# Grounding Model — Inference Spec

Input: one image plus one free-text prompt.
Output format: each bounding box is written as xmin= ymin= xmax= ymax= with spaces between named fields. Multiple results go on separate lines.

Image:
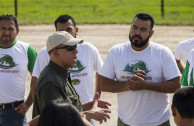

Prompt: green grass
xmin=0 ymin=0 xmax=194 ymax=25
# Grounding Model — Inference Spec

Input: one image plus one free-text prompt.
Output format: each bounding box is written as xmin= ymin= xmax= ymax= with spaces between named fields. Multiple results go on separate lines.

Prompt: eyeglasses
xmin=55 ymin=45 xmax=77 ymax=51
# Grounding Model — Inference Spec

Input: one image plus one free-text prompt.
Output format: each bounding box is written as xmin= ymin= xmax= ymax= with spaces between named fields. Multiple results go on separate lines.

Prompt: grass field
xmin=1 ymin=0 xmax=194 ymax=25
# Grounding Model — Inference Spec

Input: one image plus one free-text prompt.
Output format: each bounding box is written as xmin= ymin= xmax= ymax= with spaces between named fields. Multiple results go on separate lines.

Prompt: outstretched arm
xmin=81 ymin=92 xmax=111 ymax=124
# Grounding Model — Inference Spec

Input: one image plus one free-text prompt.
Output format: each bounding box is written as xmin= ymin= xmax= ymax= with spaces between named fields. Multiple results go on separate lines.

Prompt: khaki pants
xmin=117 ymin=117 xmax=170 ymax=126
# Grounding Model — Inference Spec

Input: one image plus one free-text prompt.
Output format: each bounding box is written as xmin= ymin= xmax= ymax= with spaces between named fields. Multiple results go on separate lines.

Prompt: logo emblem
xmin=0 ymin=55 xmax=18 ymax=69
xmin=71 ymin=79 xmax=80 ymax=85
xmin=123 ymin=60 xmax=151 ymax=74
xmin=69 ymin=59 xmax=86 ymax=73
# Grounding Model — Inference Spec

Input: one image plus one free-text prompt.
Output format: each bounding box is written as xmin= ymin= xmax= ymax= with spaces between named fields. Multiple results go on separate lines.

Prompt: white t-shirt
xmin=100 ymin=41 xmax=180 ymax=126
xmin=187 ymin=49 xmax=194 ymax=85
xmin=174 ymin=38 xmax=194 ymax=63
xmin=0 ymin=40 xmax=37 ymax=103
xmin=32 ymin=42 xmax=103 ymax=103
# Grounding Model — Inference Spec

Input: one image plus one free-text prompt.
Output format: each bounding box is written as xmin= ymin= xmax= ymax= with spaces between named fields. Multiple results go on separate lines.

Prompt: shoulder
xmin=39 ymin=47 xmax=47 ymax=52
xmin=150 ymin=41 xmax=171 ymax=52
xmin=110 ymin=41 xmax=130 ymax=52
xmin=16 ymin=40 xmax=29 ymax=48
xmin=77 ymin=41 xmax=99 ymax=52
xmin=188 ymin=49 xmax=194 ymax=59
xmin=78 ymin=41 xmax=96 ymax=48
xmin=16 ymin=40 xmax=37 ymax=55
xmin=38 ymin=47 xmax=48 ymax=55
xmin=177 ymin=38 xmax=194 ymax=48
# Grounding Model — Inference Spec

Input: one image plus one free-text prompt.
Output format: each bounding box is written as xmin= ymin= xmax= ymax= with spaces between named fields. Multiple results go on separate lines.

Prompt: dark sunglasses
xmin=55 ymin=45 xmax=77 ymax=51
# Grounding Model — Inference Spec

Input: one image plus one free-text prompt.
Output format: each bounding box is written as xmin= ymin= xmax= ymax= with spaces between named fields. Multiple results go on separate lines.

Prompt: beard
xmin=0 ymin=35 xmax=14 ymax=46
xmin=129 ymin=34 xmax=150 ymax=48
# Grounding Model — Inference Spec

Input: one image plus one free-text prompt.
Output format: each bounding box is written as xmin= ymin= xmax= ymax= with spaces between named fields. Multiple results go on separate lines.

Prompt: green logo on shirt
xmin=123 ymin=60 xmax=151 ymax=73
xmin=0 ymin=54 xmax=18 ymax=69
xmin=69 ymin=59 xmax=86 ymax=72
xmin=71 ymin=79 xmax=80 ymax=85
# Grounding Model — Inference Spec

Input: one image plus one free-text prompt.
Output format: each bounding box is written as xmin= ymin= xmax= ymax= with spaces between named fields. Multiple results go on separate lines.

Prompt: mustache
xmin=2 ymin=34 xmax=11 ymax=38
xmin=132 ymin=35 xmax=142 ymax=40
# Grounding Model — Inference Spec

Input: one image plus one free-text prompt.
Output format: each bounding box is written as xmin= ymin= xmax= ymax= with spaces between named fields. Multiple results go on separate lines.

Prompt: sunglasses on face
xmin=55 ymin=45 xmax=77 ymax=51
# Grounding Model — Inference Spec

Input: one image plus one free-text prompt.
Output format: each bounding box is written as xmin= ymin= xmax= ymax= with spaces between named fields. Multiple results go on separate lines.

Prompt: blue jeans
xmin=88 ymin=119 xmax=95 ymax=126
xmin=0 ymin=108 xmax=26 ymax=126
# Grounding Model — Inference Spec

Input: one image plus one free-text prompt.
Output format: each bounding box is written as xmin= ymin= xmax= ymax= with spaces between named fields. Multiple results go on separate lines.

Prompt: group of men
xmin=0 ymin=12 xmax=193 ymax=126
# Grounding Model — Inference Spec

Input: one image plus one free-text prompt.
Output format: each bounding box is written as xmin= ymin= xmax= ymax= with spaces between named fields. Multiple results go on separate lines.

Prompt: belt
xmin=0 ymin=100 xmax=24 ymax=110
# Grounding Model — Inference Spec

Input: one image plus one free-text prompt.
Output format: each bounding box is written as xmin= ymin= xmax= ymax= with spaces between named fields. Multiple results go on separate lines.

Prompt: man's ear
xmin=17 ymin=28 xmax=19 ymax=35
xmin=75 ymin=27 xmax=78 ymax=35
xmin=149 ymin=29 xmax=154 ymax=38
xmin=171 ymin=104 xmax=176 ymax=117
xmin=52 ymin=49 xmax=59 ymax=56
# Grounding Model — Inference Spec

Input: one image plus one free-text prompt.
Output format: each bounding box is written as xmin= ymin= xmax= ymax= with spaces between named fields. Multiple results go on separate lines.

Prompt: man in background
xmin=174 ymin=38 xmax=194 ymax=73
xmin=181 ymin=48 xmax=194 ymax=86
xmin=99 ymin=12 xmax=180 ymax=126
xmin=0 ymin=14 xmax=37 ymax=126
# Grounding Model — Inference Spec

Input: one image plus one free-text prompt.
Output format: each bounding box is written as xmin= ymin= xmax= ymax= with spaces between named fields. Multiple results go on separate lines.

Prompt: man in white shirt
xmin=174 ymin=38 xmax=194 ymax=73
xmin=181 ymin=49 xmax=194 ymax=86
xmin=99 ymin=12 xmax=181 ymax=126
xmin=0 ymin=14 xmax=37 ymax=126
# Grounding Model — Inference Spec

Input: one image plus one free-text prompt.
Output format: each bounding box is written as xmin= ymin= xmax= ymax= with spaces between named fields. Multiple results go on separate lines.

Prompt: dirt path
xmin=17 ymin=24 xmax=194 ymax=126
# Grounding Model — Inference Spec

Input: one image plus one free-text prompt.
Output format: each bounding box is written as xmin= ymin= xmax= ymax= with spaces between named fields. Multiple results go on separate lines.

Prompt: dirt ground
xmin=17 ymin=24 xmax=194 ymax=126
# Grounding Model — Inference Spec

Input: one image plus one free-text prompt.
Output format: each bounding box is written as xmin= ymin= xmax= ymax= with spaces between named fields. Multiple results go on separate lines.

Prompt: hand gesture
xmin=94 ymin=92 xmax=112 ymax=109
xmin=127 ymin=70 xmax=146 ymax=90
xmin=89 ymin=98 xmax=111 ymax=124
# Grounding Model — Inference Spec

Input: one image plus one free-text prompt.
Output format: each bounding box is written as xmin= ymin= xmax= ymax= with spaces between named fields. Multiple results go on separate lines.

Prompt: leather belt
xmin=0 ymin=100 xmax=24 ymax=110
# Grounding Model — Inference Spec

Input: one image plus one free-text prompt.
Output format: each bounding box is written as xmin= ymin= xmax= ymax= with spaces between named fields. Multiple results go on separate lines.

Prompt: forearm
xmin=95 ymin=73 xmax=101 ymax=96
xmin=80 ymin=111 xmax=93 ymax=121
xmin=176 ymin=59 xmax=185 ymax=74
xmin=25 ymin=75 xmax=37 ymax=107
xmin=30 ymin=76 xmax=38 ymax=101
xmin=25 ymin=91 xmax=33 ymax=107
xmin=82 ymin=101 xmax=93 ymax=111
xmin=99 ymin=75 xmax=129 ymax=93
xmin=143 ymin=77 xmax=181 ymax=93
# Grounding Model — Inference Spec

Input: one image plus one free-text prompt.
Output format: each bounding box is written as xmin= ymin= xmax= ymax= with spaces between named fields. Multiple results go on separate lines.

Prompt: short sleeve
xmin=27 ymin=45 xmax=37 ymax=72
xmin=92 ymin=45 xmax=103 ymax=73
xmin=32 ymin=47 xmax=50 ymax=77
xmin=162 ymin=47 xmax=181 ymax=81
xmin=181 ymin=60 xmax=190 ymax=86
xmin=100 ymin=49 xmax=116 ymax=79
xmin=174 ymin=42 xmax=183 ymax=60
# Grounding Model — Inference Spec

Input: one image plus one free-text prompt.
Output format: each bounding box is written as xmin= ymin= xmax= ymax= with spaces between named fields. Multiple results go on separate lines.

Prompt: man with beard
xmin=99 ymin=12 xmax=181 ymax=126
xmin=0 ymin=14 xmax=37 ymax=125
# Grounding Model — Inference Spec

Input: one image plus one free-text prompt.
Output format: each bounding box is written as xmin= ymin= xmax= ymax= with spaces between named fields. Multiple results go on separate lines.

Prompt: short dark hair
xmin=54 ymin=15 xmax=76 ymax=30
xmin=133 ymin=12 xmax=154 ymax=30
xmin=38 ymin=100 xmax=85 ymax=126
xmin=172 ymin=87 xmax=194 ymax=118
xmin=0 ymin=14 xmax=19 ymax=29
